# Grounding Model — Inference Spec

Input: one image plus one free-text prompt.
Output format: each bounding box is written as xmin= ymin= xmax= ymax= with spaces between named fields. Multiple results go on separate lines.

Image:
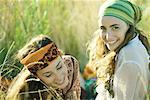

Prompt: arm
xmin=113 ymin=62 xmax=143 ymax=100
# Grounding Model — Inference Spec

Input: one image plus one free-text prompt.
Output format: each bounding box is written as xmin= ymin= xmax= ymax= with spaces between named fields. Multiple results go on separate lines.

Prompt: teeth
xmin=107 ymin=40 xmax=116 ymax=44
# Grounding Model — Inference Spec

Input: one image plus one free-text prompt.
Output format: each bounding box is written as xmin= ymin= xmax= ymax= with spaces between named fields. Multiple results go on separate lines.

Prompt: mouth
xmin=106 ymin=40 xmax=117 ymax=44
xmin=57 ymin=76 xmax=66 ymax=85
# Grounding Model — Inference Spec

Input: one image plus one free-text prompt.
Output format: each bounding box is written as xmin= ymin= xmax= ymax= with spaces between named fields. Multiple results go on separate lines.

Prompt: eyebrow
xmin=110 ymin=24 xmax=119 ymax=27
xmin=100 ymin=24 xmax=119 ymax=28
xmin=56 ymin=60 xmax=61 ymax=68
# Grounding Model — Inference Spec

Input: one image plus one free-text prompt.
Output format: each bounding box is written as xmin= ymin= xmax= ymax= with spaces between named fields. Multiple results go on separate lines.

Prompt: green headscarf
xmin=99 ymin=0 xmax=150 ymax=57
xmin=99 ymin=0 xmax=142 ymax=25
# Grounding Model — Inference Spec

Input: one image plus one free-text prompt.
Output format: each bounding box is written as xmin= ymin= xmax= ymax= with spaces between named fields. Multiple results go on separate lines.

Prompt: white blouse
xmin=96 ymin=36 xmax=150 ymax=100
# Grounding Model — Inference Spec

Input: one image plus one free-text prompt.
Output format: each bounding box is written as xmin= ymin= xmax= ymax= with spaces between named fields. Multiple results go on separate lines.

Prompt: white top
xmin=96 ymin=36 xmax=150 ymax=100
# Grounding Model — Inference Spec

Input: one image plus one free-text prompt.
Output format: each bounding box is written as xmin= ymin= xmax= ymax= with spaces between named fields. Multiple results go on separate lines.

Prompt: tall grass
xmin=0 ymin=0 xmax=150 ymax=99
xmin=0 ymin=0 xmax=102 ymax=73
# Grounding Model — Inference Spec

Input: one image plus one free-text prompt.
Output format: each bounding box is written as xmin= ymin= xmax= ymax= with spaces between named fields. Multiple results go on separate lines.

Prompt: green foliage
xmin=0 ymin=0 xmax=101 ymax=74
xmin=0 ymin=42 xmax=22 ymax=79
xmin=0 ymin=90 xmax=6 ymax=100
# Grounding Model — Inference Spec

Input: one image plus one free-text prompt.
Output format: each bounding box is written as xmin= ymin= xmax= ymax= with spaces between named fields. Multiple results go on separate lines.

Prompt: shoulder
xmin=117 ymin=36 xmax=149 ymax=67
xmin=119 ymin=36 xmax=147 ymax=56
xmin=119 ymin=37 xmax=139 ymax=55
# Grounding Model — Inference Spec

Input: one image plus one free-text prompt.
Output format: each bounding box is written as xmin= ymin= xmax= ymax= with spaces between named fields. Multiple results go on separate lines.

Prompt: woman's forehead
xmin=99 ymin=16 xmax=126 ymax=27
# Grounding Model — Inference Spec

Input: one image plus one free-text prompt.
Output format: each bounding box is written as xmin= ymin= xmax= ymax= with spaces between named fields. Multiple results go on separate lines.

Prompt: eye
xmin=100 ymin=26 xmax=106 ymax=32
xmin=112 ymin=26 xmax=119 ymax=31
xmin=43 ymin=72 xmax=52 ymax=78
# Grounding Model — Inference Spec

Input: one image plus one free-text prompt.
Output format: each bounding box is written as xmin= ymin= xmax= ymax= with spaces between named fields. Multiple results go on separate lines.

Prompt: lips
xmin=107 ymin=40 xmax=117 ymax=44
xmin=56 ymin=76 xmax=65 ymax=85
xmin=106 ymin=39 xmax=118 ymax=45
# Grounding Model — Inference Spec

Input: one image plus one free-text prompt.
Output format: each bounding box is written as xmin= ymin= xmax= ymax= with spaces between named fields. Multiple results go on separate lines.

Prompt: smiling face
xmin=36 ymin=56 xmax=69 ymax=89
xmin=98 ymin=16 xmax=129 ymax=51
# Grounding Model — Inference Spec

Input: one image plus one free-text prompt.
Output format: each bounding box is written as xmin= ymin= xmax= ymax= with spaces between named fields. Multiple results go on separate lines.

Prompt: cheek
xmin=119 ymin=29 xmax=127 ymax=40
xmin=59 ymin=65 xmax=68 ymax=76
xmin=119 ymin=24 xmax=129 ymax=38
xmin=99 ymin=32 xmax=105 ymax=40
xmin=37 ymin=74 xmax=53 ymax=85
xmin=62 ymin=66 xmax=67 ymax=73
xmin=42 ymin=77 xmax=55 ymax=87
xmin=121 ymin=29 xmax=127 ymax=35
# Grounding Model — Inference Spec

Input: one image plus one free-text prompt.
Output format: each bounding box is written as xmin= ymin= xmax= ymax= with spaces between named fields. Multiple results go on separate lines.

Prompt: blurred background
xmin=0 ymin=0 xmax=150 ymax=99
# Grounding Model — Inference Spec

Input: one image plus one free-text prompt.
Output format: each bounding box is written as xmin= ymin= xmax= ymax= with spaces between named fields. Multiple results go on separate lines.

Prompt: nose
xmin=54 ymin=73 xmax=62 ymax=82
xmin=105 ymin=31 xmax=113 ymax=42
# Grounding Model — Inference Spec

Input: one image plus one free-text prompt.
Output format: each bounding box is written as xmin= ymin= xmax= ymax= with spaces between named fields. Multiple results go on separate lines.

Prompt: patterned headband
xmin=20 ymin=43 xmax=61 ymax=73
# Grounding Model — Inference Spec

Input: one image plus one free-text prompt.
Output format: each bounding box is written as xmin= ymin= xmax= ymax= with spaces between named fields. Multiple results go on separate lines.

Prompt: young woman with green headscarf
xmin=87 ymin=0 xmax=150 ymax=99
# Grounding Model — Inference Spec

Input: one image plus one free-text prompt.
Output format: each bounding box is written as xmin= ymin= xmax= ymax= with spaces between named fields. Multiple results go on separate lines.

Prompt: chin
xmin=60 ymin=82 xmax=68 ymax=89
xmin=106 ymin=44 xmax=119 ymax=51
xmin=107 ymin=45 xmax=115 ymax=51
xmin=108 ymin=47 xmax=116 ymax=51
xmin=63 ymin=77 xmax=69 ymax=88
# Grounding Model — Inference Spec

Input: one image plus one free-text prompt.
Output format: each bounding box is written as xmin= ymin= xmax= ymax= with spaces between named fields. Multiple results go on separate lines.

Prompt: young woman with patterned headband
xmin=86 ymin=0 xmax=150 ymax=100
xmin=6 ymin=35 xmax=81 ymax=100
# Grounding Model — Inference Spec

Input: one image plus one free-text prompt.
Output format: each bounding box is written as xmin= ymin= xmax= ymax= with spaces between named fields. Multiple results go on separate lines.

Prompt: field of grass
xmin=0 ymin=0 xmax=150 ymax=99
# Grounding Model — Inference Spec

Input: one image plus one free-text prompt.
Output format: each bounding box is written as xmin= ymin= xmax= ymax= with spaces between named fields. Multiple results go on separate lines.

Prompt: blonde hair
xmin=86 ymin=29 xmax=116 ymax=96
xmin=87 ymin=25 xmax=150 ymax=97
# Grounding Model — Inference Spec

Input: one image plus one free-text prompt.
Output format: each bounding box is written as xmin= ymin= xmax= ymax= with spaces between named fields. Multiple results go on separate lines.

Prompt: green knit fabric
xmin=99 ymin=0 xmax=142 ymax=25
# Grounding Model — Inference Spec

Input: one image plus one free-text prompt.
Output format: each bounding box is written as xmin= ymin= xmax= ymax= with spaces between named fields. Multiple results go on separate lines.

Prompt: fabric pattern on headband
xmin=28 ymin=44 xmax=61 ymax=73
